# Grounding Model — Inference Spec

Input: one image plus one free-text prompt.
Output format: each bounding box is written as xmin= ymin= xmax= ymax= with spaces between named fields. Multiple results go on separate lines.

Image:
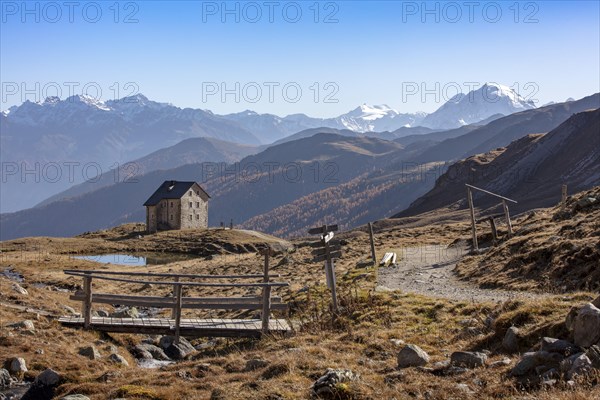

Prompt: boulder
xmin=489 ymin=358 xmax=512 ymax=368
xmin=310 ymin=369 xmax=359 ymax=398
xmin=450 ymin=351 xmax=487 ymax=368
xmin=0 ymin=368 xmax=10 ymax=388
xmin=7 ymin=320 xmax=35 ymax=331
xmin=61 ymin=396 xmax=91 ymax=400
xmin=512 ymin=351 xmax=564 ymax=377
xmin=97 ymin=310 xmax=109 ymax=317
xmin=159 ymin=336 xmax=195 ymax=360
xmin=132 ymin=344 xmax=169 ymax=361
xmin=7 ymin=357 xmax=27 ymax=375
xmin=573 ymin=303 xmax=600 ymax=347
xmin=108 ymin=353 xmax=129 ymax=366
xmin=21 ymin=369 xmax=61 ymax=400
xmin=502 ymin=327 xmax=519 ymax=353
xmin=593 ymin=296 xmax=600 ymax=309
xmin=397 ymin=344 xmax=429 ymax=368
xmin=511 ymin=353 xmax=539 ymax=376
xmin=566 ymin=354 xmax=593 ymax=379
xmin=540 ymin=337 xmax=580 ymax=356
xmin=78 ymin=346 xmax=101 ymax=360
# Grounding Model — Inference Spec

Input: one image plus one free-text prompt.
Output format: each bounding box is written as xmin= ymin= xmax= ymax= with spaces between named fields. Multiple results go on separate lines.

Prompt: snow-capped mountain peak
xmin=420 ymin=82 xmax=536 ymax=129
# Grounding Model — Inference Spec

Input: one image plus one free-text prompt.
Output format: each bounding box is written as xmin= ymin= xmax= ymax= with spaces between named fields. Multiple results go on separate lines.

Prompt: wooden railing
xmin=64 ymin=269 xmax=289 ymax=343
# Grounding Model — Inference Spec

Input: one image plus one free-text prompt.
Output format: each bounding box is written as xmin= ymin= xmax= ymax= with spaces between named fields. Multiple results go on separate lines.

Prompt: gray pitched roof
xmin=143 ymin=180 xmax=210 ymax=206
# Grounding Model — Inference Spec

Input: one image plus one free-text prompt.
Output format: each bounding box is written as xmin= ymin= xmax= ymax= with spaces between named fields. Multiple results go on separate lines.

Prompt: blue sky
xmin=1 ymin=1 xmax=599 ymax=117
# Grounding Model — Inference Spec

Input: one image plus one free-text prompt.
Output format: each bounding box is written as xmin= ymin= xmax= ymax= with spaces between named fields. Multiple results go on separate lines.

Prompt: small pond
xmin=73 ymin=253 xmax=197 ymax=266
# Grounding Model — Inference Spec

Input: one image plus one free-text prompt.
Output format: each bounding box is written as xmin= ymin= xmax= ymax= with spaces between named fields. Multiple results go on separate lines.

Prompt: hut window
xmin=170 ymin=215 xmax=173 ymax=220
xmin=189 ymin=202 xmax=192 ymax=208
xmin=189 ymin=215 xmax=192 ymax=221
xmin=196 ymin=214 xmax=200 ymax=220
xmin=189 ymin=191 xmax=192 ymax=196
xmin=170 ymin=202 xmax=173 ymax=208
xmin=196 ymin=202 xmax=200 ymax=208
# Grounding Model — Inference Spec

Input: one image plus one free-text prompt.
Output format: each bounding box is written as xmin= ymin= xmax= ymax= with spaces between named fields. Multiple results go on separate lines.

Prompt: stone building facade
xmin=144 ymin=181 xmax=210 ymax=233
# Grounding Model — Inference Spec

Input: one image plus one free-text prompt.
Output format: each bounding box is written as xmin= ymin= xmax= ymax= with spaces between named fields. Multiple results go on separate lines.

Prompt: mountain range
xmin=0 ymin=82 xmax=537 ymax=213
xmin=2 ymin=92 xmax=598 ymax=240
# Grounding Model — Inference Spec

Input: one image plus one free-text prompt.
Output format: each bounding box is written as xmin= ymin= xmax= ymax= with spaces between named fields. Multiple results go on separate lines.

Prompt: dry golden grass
xmin=1 ymin=215 xmax=599 ymax=399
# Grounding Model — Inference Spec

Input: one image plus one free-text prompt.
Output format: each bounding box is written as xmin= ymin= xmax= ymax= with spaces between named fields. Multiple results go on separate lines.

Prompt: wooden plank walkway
xmin=58 ymin=316 xmax=292 ymax=338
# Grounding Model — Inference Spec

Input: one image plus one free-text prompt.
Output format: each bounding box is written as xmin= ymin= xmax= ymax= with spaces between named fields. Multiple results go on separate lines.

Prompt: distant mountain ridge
xmin=396 ymin=108 xmax=600 ymax=217
xmin=420 ymin=83 xmax=536 ymax=129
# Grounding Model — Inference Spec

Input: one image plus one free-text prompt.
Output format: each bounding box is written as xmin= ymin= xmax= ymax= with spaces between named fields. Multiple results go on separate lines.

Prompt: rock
xmin=62 ymin=305 xmax=78 ymax=315
xmin=397 ymin=344 xmax=430 ymax=368
xmin=586 ymin=345 xmax=600 ymax=368
xmin=511 ymin=353 xmax=539 ymax=376
xmin=512 ymin=351 xmax=564 ymax=377
xmin=7 ymin=357 xmax=27 ymax=375
xmin=540 ymin=337 xmax=580 ymax=356
xmin=593 ymin=296 xmax=600 ymax=309
xmin=61 ymin=396 xmax=91 ymax=400
xmin=97 ymin=310 xmax=109 ymax=317
xmin=450 ymin=351 xmax=487 ymax=368
xmin=573 ymin=303 xmax=600 ymax=347
xmin=0 ymin=368 xmax=10 ymax=388
xmin=132 ymin=344 xmax=169 ymax=361
xmin=160 ymin=336 xmax=195 ymax=360
xmin=502 ymin=327 xmax=519 ymax=353
xmin=567 ymin=354 xmax=592 ymax=379
xmin=310 ymin=368 xmax=359 ymax=398
xmin=110 ymin=307 xmax=139 ymax=318
xmin=108 ymin=353 xmax=129 ymax=366
xmin=78 ymin=346 xmax=101 ymax=360
xmin=489 ymin=358 xmax=512 ymax=368
xmin=7 ymin=320 xmax=35 ymax=331
xmin=245 ymin=358 xmax=269 ymax=371
xmin=21 ymin=368 xmax=61 ymax=400
xmin=36 ymin=368 xmax=61 ymax=386
xmin=12 ymin=283 xmax=28 ymax=295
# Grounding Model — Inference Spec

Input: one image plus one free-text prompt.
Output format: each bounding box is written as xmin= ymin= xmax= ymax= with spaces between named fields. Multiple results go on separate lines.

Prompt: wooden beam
xmin=465 ymin=184 xmax=517 ymax=203
xmin=368 ymin=222 xmax=377 ymax=264
xmin=261 ymin=286 xmax=271 ymax=334
xmin=64 ymin=273 xmax=289 ymax=288
xmin=171 ymin=276 xmax=180 ymax=319
xmin=174 ymin=283 xmax=182 ymax=345
xmin=308 ymin=224 xmax=338 ymax=235
xmin=489 ymin=217 xmax=498 ymax=242
xmin=83 ymin=274 xmax=92 ymax=329
xmin=502 ymin=199 xmax=513 ymax=237
xmin=313 ymin=250 xmax=342 ymax=263
xmin=64 ymin=270 xmax=281 ymax=280
xmin=467 ymin=187 xmax=478 ymax=251
xmin=561 ymin=184 xmax=568 ymax=210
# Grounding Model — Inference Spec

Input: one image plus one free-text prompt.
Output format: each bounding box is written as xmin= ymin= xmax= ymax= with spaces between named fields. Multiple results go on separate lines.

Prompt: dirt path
xmin=376 ymin=244 xmax=545 ymax=303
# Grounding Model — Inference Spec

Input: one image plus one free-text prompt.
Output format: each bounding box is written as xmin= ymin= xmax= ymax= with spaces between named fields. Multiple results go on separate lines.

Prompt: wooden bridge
xmin=59 ymin=254 xmax=291 ymax=342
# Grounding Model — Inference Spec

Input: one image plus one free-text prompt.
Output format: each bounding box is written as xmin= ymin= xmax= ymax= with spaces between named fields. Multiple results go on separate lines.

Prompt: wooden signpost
xmin=308 ymin=224 xmax=341 ymax=313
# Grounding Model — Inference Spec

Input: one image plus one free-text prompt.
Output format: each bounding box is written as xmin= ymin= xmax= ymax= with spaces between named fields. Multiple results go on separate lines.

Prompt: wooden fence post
xmin=171 ymin=276 xmax=180 ymax=319
xmin=467 ymin=187 xmax=478 ymax=250
xmin=368 ymin=222 xmax=377 ymax=264
xmin=488 ymin=217 xmax=498 ymax=242
xmin=261 ymin=249 xmax=271 ymax=334
xmin=325 ymin=236 xmax=339 ymax=313
xmin=174 ymin=283 xmax=182 ymax=345
xmin=83 ymin=273 xmax=92 ymax=329
xmin=502 ymin=200 xmax=513 ymax=236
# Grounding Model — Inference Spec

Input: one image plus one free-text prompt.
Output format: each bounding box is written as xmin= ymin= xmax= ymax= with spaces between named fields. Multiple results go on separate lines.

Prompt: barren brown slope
xmin=396 ymin=108 xmax=600 ymax=218
xmin=455 ymin=185 xmax=600 ymax=293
